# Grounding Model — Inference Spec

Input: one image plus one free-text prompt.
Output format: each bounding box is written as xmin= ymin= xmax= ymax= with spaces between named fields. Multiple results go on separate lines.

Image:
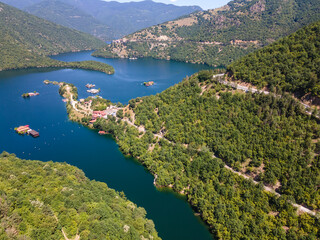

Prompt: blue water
xmin=0 ymin=51 xmax=213 ymax=240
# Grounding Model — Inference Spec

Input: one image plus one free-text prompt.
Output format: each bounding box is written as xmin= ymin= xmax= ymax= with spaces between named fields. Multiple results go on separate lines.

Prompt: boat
xmin=86 ymin=83 xmax=95 ymax=88
xmin=28 ymin=129 xmax=40 ymax=138
xmin=98 ymin=131 xmax=107 ymax=135
xmin=87 ymin=89 xmax=100 ymax=94
xmin=129 ymin=57 xmax=138 ymax=60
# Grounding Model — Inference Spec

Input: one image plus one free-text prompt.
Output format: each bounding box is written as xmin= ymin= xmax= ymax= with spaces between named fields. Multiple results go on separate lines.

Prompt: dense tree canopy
xmin=80 ymin=72 xmax=320 ymax=239
xmin=0 ymin=152 xmax=160 ymax=240
xmin=0 ymin=2 xmax=114 ymax=73
xmin=228 ymin=20 xmax=320 ymax=98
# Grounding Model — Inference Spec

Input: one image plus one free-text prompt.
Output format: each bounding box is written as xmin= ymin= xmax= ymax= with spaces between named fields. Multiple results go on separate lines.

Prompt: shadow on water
xmin=0 ymin=51 xmax=215 ymax=240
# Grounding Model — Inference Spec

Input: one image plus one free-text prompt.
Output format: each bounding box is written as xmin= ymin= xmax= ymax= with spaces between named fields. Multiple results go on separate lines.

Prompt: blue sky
xmin=105 ymin=0 xmax=231 ymax=10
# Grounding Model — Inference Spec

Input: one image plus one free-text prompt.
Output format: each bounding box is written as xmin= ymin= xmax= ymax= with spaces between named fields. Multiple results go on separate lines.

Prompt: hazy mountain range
xmin=1 ymin=0 xmax=201 ymax=40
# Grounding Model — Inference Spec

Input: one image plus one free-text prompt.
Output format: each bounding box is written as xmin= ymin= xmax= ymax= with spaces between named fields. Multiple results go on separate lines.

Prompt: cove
xmin=0 ymin=51 xmax=213 ymax=240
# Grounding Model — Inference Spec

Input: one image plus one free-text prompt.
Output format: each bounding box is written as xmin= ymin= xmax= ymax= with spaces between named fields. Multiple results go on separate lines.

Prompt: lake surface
xmin=0 ymin=51 xmax=212 ymax=240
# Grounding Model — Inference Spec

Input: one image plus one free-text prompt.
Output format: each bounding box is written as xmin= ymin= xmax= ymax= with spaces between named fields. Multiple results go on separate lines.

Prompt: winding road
xmin=64 ymin=82 xmax=318 ymax=217
xmin=214 ymin=74 xmax=318 ymax=117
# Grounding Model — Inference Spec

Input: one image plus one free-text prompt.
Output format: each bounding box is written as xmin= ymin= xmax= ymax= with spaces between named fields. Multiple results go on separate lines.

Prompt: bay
xmin=0 ymin=51 xmax=213 ymax=240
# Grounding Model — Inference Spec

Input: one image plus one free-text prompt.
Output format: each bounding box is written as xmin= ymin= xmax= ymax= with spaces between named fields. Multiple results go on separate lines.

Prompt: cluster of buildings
xmin=112 ymin=38 xmax=128 ymax=44
xmin=104 ymin=106 xmax=118 ymax=118
xmin=89 ymin=106 xmax=118 ymax=124
xmin=93 ymin=111 xmax=107 ymax=118
xmin=90 ymin=110 xmax=107 ymax=123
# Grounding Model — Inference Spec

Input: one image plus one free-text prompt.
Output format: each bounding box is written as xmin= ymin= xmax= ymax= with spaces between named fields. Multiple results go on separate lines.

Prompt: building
xmin=28 ymin=130 xmax=39 ymax=138
xmin=16 ymin=125 xmax=30 ymax=133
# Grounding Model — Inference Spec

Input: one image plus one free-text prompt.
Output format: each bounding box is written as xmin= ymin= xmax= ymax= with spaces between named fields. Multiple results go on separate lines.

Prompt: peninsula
xmin=56 ymin=67 xmax=320 ymax=239
xmin=0 ymin=2 xmax=114 ymax=74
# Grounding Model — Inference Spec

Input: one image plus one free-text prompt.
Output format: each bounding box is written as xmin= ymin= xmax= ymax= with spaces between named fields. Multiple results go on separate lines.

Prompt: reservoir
xmin=0 ymin=51 xmax=212 ymax=240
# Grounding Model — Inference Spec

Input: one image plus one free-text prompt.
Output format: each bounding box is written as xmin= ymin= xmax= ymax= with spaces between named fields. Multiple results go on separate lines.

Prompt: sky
xmin=105 ymin=0 xmax=231 ymax=10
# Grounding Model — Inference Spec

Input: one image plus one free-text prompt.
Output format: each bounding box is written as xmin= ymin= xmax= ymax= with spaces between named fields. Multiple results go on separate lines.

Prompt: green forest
xmin=0 ymin=152 xmax=160 ymax=240
xmin=25 ymin=0 xmax=114 ymax=41
xmin=227 ymin=20 xmax=320 ymax=98
xmin=0 ymin=2 xmax=113 ymax=73
xmin=74 ymin=71 xmax=320 ymax=239
xmin=94 ymin=0 xmax=320 ymax=67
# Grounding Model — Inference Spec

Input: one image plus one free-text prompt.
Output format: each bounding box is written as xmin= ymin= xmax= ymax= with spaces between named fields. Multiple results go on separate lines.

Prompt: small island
xmin=44 ymin=80 xmax=60 ymax=85
xmin=144 ymin=81 xmax=154 ymax=87
xmin=22 ymin=91 xmax=39 ymax=98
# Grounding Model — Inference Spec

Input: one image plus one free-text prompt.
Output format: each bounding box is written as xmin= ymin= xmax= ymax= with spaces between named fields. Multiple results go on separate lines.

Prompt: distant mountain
xmin=68 ymin=0 xmax=202 ymax=38
xmin=0 ymin=2 xmax=107 ymax=71
xmin=227 ymin=20 xmax=320 ymax=100
xmin=1 ymin=0 xmax=201 ymax=39
xmin=25 ymin=0 xmax=114 ymax=41
xmin=0 ymin=0 xmax=42 ymax=9
xmin=93 ymin=0 xmax=320 ymax=66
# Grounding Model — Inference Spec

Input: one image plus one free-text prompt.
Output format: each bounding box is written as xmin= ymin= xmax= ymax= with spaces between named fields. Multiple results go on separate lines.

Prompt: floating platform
xmin=15 ymin=125 xmax=39 ymax=137
xmin=144 ymin=81 xmax=154 ymax=87
xmin=87 ymin=89 xmax=100 ymax=94
xmin=28 ymin=130 xmax=39 ymax=138
xmin=15 ymin=125 xmax=30 ymax=134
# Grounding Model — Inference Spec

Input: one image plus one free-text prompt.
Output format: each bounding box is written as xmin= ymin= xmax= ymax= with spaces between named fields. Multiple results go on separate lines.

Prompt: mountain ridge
xmin=0 ymin=2 xmax=114 ymax=73
xmin=227 ymin=20 xmax=320 ymax=101
xmin=2 ymin=0 xmax=202 ymax=39
xmin=93 ymin=0 xmax=320 ymax=66
xmin=25 ymin=0 xmax=114 ymax=41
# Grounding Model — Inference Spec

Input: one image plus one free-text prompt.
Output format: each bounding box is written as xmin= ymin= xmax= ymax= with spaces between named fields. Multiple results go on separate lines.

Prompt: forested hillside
xmin=83 ymin=72 xmax=320 ymax=239
xmin=25 ymin=0 xmax=114 ymax=41
xmin=94 ymin=0 xmax=320 ymax=67
xmin=0 ymin=152 xmax=160 ymax=240
xmin=227 ymin=20 xmax=320 ymax=99
xmin=2 ymin=0 xmax=201 ymax=39
xmin=0 ymin=2 xmax=114 ymax=73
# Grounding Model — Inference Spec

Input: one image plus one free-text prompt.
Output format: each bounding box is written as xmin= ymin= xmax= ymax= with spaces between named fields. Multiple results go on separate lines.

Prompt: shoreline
xmin=55 ymin=82 xmax=216 ymax=235
xmin=54 ymin=79 xmax=320 ymax=239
